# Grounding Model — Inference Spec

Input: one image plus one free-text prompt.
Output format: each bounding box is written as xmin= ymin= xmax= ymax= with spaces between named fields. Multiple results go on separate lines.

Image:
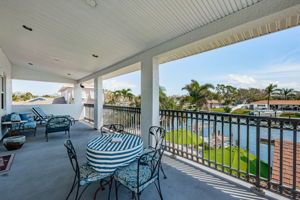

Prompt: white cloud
xmin=228 ymin=74 xmax=256 ymax=85
xmin=103 ymin=79 xmax=136 ymax=91
xmin=226 ymin=74 xmax=300 ymax=90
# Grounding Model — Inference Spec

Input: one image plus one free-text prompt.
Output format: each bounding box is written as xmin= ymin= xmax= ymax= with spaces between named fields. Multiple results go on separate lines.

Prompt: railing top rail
xmin=84 ymin=104 xmax=300 ymax=123
xmin=160 ymin=109 xmax=300 ymax=123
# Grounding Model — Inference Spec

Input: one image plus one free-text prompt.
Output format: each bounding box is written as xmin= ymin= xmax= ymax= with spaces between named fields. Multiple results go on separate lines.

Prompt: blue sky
xmin=13 ymin=26 xmax=300 ymax=96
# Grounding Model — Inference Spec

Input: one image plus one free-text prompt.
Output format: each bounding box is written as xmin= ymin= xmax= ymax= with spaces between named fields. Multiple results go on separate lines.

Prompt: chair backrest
xmin=46 ymin=116 xmax=71 ymax=128
xmin=148 ymin=126 xmax=166 ymax=150
xmin=64 ymin=140 xmax=80 ymax=180
xmin=137 ymin=148 xmax=164 ymax=190
xmin=32 ymin=107 xmax=47 ymax=119
xmin=100 ymin=124 xmax=125 ymax=134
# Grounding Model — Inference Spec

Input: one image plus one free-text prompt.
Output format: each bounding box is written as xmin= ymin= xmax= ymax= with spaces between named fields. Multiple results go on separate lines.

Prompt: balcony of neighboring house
xmin=0 ymin=1 xmax=300 ymax=200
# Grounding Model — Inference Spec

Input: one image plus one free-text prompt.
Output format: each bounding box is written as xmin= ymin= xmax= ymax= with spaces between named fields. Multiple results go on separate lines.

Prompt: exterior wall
xmin=0 ymin=48 xmax=13 ymax=139
xmin=12 ymin=104 xmax=83 ymax=120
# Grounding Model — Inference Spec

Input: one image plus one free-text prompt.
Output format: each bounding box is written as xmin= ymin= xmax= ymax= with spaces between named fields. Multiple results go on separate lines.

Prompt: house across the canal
xmin=250 ymin=100 xmax=300 ymax=111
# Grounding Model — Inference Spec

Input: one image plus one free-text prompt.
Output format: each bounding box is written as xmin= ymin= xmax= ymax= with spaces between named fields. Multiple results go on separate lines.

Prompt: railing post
xmin=250 ymin=118 xmax=265 ymax=195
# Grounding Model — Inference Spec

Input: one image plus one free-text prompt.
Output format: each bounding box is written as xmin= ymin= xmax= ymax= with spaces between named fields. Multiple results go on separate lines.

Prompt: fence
xmin=83 ymin=104 xmax=300 ymax=198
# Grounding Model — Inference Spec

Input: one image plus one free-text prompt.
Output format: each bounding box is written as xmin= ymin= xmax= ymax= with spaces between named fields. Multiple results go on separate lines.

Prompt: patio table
xmin=86 ymin=133 xmax=143 ymax=174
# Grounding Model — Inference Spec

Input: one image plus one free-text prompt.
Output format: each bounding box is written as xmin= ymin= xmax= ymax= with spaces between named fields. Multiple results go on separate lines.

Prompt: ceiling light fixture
xmin=22 ymin=25 xmax=33 ymax=31
xmin=67 ymin=73 xmax=71 ymax=76
xmin=92 ymin=54 xmax=99 ymax=58
xmin=85 ymin=0 xmax=97 ymax=7
xmin=28 ymin=63 xmax=33 ymax=65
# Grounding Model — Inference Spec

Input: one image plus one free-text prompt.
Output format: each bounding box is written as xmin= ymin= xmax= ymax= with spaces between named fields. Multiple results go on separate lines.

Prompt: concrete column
xmin=141 ymin=57 xmax=159 ymax=147
xmin=74 ymin=83 xmax=83 ymax=120
xmin=74 ymin=83 xmax=82 ymax=105
xmin=94 ymin=77 xmax=103 ymax=130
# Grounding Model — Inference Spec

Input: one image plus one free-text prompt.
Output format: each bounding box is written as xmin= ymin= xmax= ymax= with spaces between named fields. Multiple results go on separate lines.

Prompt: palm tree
xmin=181 ymin=80 xmax=214 ymax=110
xmin=265 ymin=83 xmax=278 ymax=110
xmin=280 ymin=88 xmax=294 ymax=100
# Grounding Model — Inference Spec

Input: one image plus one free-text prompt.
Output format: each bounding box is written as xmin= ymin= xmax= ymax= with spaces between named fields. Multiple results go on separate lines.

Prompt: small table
xmin=2 ymin=120 xmax=28 ymax=136
xmin=87 ymin=133 xmax=143 ymax=174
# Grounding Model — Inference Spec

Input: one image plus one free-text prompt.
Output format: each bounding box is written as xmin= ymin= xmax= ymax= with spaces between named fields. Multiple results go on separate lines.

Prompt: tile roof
xmin=250 ymin=100 xmax=300 ymax=105
xmin=271 ymin=140 xmax=300 ymax=190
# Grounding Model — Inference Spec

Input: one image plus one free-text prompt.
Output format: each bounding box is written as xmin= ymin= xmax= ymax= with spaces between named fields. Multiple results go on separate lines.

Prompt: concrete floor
xmin=0 ymin=122 xmax=269 ymax=200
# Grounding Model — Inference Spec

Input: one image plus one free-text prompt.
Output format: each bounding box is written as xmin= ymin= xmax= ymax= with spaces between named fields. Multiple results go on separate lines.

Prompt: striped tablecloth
xmin=86 ymin=133 xmax=143 ymax=174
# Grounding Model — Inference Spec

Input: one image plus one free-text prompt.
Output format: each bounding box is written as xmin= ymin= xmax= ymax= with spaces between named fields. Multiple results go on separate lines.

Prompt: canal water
xmin=163 ymin=117 xmax=299 ymax=164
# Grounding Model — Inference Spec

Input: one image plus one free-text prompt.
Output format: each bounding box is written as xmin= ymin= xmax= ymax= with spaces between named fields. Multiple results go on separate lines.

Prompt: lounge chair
xmin=32 ymin=107 xmax=75 ymax=125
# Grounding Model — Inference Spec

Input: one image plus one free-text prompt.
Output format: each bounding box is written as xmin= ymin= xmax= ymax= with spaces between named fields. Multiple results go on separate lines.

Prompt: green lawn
xmin=210 ymin=108 xmax=225 ymax=112
xmin=204 ymin=147 xmax=269 ymax=178
xmin=231 ymin=108 xmax=252 ymax=115
xmin=165 ymin=128 xmax=203 ymax=146
xmin=280 ymin=112 xmax=300 ymax=118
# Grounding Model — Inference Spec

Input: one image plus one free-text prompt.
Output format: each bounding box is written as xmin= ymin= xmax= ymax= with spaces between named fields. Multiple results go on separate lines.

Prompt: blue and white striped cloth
xmin=86 ymin=134 xmax=143 ymax=173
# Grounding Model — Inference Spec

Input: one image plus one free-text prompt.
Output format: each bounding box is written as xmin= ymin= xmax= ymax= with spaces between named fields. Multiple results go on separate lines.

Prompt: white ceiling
xmin=0 ymin=0 xmax=262 ymax=80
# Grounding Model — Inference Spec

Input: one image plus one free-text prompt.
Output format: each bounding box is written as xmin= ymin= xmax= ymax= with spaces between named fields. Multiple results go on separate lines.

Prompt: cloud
xmin=228 ymin=74 xmax=256 ymax=85
xmin=226 ymin=74 xmax=300 ymax=90
xmin=103 ymin=79 xmax=136 ymax=91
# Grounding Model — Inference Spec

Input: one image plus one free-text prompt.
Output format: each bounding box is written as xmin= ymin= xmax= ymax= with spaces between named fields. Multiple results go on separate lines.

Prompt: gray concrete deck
xmin=0 ymin=122 xmax=269 ymax=200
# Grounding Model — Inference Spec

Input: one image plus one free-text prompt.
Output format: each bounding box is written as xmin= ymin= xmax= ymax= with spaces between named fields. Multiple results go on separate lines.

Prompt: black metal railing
xmin=83 ymin=104 xmax=141 ymax=135
xmin=83 ymin=103 xmax=94 ymax=122
xmin=103 ymin=105 xmax=141 ymax=135
xmin=83 ymin=104 xmax=300 ymax=198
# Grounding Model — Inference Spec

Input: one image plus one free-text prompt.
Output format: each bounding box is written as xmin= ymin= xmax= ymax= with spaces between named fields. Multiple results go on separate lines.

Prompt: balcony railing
xmin=83 ymin=103 xmax=300 ymax=198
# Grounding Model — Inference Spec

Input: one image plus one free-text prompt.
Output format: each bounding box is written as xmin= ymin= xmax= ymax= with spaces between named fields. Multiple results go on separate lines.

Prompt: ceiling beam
xmin=78 ymin=0 xmax=300 ymax=83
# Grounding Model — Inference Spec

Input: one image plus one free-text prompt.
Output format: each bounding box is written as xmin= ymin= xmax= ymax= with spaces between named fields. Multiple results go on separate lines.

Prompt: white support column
xmin=74 ymin=83 xmax=83 ymax=120
xmin=94 ymin=77 xmax=103 ymax=130
xmin=74 ymin=83 xmax=82 ymax=105
xmin=141 ymin=57 xmax=160 ymax=147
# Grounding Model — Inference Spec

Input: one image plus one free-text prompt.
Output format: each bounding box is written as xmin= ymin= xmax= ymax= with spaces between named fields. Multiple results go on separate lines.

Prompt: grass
xmin=165 ymin=128 xmax=203 ymax=146
xmin=210 ymin=108 xmax=225 ymax=112
xmin=204 ymin=147 xmax=269 ymax=178
xmin=280 ymin=112 xmax=300 ymax=118
xmin=231 ymin=108 xmax=252 ymax=115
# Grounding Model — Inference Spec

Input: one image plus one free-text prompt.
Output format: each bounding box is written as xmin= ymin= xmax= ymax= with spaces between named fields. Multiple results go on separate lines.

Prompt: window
xmin=0 ymin=76 xmax=5 ymax=110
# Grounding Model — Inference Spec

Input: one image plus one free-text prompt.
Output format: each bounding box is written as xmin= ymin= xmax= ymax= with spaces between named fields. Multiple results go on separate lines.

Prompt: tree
xmin=181 ymin=80 xmax=214 ymax=110
xmin=216 ymin=84 xmax=237 ymax=105
xmin=280 ymin=88 xmax=294 ymax=100
xmin=265 ymin=83 xmax=278 ymax=109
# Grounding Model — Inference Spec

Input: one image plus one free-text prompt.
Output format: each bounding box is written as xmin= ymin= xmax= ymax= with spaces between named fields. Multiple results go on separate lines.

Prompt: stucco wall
xmin=0 ymin=48 xmax=13 ymax=139
xmin=12 ymin=104 xmax=84 ymax=120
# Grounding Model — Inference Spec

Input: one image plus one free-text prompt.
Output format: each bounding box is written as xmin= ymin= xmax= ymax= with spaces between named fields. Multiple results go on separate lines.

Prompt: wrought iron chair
xmin=45 ymin=116 xmax=71 ymax=142
xmin=113 ymin=148 xmax=164 ymax=200
xmin=100 ymin=124 xmax=125 ymax=135
xmin=145 ymin=126 xmax=167 ymax=179
xmin=64 ymin=140 xmax=112 ymax=200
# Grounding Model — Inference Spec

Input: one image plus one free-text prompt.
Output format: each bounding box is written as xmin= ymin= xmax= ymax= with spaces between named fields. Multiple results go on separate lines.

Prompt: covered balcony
xmin=0 ymin=0 xmax=300 ymax=199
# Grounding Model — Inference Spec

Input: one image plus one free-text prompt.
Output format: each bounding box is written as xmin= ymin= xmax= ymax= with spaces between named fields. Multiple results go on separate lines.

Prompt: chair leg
xmin=45 ymin=132 xmax=48 ymax=142
xmin=78 ymin=184 xmax=90 ymax=200
xmin=160 ymin=165 xmax=167 ymax=179
xmin=137 ymin=193 xmax=141 ymax=200
xmin=115 ymin=180 xmax=118 ymax=200
xmin=68 ymin=131 xmax=70 ymax=139
xmin=75 ymin=181 xmax=80 ymax=200
xmin=107 ymin=179 xmax=113 ymax=200
xmin=34 ymin=127 xmax=37 ymax=136
xmin=157 ymin=177 xmax=164 ymax=200
xmin=66 ymin=176 xmax=77 ymax=200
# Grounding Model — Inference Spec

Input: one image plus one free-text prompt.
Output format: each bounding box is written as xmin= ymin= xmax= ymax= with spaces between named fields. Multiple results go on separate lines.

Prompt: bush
xmin=224 ymin=106 xmax=232 ymax=113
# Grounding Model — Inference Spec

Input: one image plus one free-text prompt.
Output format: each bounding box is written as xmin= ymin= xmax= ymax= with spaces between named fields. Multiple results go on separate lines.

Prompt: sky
xmin=13 ymin=26 xmax=300 ymax=96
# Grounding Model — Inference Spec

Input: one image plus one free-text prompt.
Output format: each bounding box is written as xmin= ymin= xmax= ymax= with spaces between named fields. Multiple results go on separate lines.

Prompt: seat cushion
xmin=11 ymin=113 xmax=21 ymax=121
xmin=79 ymin=163 xmax=111 ymax=186
xmin=114 ymin=161 xmax=157 ymax=193
xmin=20 ymin=114 xmax=29 ymax=120
xmin=23 ymin=121 xmax=36 ymax=129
